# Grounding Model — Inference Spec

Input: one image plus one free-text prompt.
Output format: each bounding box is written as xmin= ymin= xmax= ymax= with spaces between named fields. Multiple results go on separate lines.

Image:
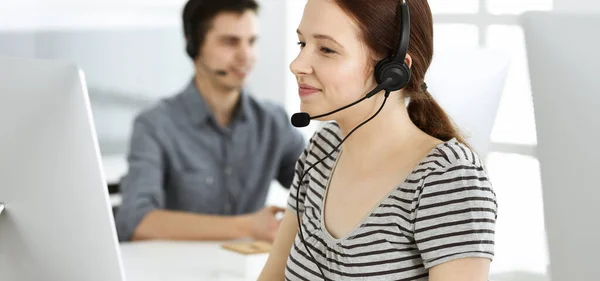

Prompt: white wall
xmin=0 ymin=0 xmax=288 ymax=104
xmin=0 ymin=0 xmax=289 ymax=155
xmin=249 ymin=0 xmax=288 ymax=105
xmin=555 ymin=0 xmax=600 ymax=11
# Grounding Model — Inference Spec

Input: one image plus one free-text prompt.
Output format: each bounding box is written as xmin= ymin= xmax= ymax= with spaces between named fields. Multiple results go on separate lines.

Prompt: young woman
xmin=259 ymin=0 xmax=497 ymax=280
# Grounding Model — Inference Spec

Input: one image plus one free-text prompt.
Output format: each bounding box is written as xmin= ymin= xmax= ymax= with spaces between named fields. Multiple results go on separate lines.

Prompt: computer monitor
xmin=0 ymin=57 xmax=126 ymax=281
xmin=520 ymin=11 xmax=600 ymax=281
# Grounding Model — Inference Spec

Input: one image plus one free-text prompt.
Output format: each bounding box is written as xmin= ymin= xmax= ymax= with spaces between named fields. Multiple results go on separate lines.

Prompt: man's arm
xmin=132 ymin=210 xmax=248 ymax=241
xmin=116 ymin=115 xmax=283 ymax=242
xmin=114 ymin=115 xmax=167 ymax=242
xmin=132 ymin=206 xmax=283 ymax=241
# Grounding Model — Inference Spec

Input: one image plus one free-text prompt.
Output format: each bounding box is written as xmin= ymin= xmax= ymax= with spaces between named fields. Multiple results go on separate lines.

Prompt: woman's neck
xmin=335 ymin=94 xmax=432 ymax=165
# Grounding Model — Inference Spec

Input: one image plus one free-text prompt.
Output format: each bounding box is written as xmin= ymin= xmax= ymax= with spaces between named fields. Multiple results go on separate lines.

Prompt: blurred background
xmin=2 ymin=0 xmax=595 ymax=280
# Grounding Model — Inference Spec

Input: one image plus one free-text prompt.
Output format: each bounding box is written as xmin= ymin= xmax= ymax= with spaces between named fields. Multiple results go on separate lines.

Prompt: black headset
xmin=184 ymin=19 xmax=199 ymax=59
xmin=374 ymin=0 xmax=411 ymax=93
xmin=183 ymin=10 xmax=228 ymax=76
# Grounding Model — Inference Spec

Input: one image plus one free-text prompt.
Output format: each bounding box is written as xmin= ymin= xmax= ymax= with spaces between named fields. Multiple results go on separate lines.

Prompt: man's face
xmin=194 ymin=10 xmax=258 ymax=91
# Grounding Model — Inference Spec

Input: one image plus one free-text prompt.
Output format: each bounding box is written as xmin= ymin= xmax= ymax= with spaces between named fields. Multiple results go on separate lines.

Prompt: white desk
xmin=119 ymin=240 xmax=552 ymax=281
xmin=119 ymin=241 xmax=269 ymax=281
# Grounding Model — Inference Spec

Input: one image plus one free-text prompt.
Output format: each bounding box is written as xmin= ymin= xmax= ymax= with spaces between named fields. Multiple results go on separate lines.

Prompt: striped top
xmin=285 ymin=122 xmax=497 ymax=281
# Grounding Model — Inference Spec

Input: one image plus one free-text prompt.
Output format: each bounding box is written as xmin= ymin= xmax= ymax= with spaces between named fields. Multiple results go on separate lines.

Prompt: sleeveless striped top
xmin=285 ymin=122 xmax=497 ymax=280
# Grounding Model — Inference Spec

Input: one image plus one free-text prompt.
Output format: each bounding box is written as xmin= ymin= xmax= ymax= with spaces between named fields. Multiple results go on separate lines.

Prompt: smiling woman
xmin=259 ymin=0 xmax=497 ymax=280
xmin=284 ymin=0 xmax=554 ymax=278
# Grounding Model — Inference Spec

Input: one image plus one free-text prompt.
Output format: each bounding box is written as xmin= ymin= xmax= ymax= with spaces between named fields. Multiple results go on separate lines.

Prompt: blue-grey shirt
xmin=114 ymin=79 xmax=305 ymax=241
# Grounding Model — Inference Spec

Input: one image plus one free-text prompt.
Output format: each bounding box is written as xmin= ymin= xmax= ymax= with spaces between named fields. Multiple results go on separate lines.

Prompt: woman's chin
xmin=298 ymin=103 xmax=312 ymax=115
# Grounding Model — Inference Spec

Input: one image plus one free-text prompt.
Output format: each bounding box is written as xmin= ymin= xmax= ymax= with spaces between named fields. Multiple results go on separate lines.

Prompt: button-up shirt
xmin=115 ymin=79 xmax=305 ymax=241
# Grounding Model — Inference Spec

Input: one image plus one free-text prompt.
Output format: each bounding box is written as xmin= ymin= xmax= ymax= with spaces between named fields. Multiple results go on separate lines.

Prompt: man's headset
xmin=184 ymin=14 xmax=200 ymax=59
xmin=291 ymin=1 xmax=411 ymax=280
xmin=184 ymin=12 xmax=228 ymax=76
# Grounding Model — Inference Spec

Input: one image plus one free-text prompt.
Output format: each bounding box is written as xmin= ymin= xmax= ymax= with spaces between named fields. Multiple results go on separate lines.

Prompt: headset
xmin=374 ymin=0 xmax=412 ymax=93
xmin=183 ymin=15 xmax=229 ymax=76
xmin=184 ymin=13 xmax=199 ymax=59
xmin=291 ymin=1 xmax=411 ymax=280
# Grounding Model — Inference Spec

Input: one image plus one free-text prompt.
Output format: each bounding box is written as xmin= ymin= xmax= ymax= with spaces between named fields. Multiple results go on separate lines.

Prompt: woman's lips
xmin=299 ymin=84 xmax=321 ymax=97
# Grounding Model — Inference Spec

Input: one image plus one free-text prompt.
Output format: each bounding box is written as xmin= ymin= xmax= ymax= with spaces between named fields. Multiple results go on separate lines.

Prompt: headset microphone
xmin=214 ymin=69 xmax=228 ymax=76
xmin=290 ymin=112 xmax=310 ymax=127
xmin=197 ymin=59 xmax=229 ymax=77
xmin=291 ymin=78 xmax=394 ymax=128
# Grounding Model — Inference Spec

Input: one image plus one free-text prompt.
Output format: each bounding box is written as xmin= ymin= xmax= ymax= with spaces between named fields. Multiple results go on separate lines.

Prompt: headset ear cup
xmin=374 ymin=60 xmax=411 ymax=91
xmin=186 ymin=38 xmax=196 ymax=59
xmin=387 ymin=63 xmax=410 ymax=91
xmin=375 ymin=57 xmax=393 ymax=84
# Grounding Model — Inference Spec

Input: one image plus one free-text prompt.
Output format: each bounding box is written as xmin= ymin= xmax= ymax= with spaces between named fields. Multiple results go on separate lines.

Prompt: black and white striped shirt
xmin=285 ymin=122 xmax=497 ymax=280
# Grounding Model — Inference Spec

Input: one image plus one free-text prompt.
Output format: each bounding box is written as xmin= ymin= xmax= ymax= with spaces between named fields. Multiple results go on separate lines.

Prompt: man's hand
xmin=245 ymin=206 xmax=285 ymax=242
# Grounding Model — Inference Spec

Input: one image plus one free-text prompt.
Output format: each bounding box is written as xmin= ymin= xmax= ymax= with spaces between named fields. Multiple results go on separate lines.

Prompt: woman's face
xmin=290 ymin=0 xmax=378 ymax=120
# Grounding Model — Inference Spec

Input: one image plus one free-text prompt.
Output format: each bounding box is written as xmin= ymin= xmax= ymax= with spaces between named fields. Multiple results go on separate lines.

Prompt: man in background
xmin=115 ymin=0 xmax=305 ymax=243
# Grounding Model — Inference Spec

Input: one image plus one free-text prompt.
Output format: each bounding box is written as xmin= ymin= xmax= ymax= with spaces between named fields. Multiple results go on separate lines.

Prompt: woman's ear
xmin=405 ymin=54 xmax=413 ymax=69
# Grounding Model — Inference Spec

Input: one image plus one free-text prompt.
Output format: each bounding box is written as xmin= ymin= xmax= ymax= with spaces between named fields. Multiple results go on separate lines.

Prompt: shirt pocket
xmin=171 ymin=170 xmax=222 ymax=214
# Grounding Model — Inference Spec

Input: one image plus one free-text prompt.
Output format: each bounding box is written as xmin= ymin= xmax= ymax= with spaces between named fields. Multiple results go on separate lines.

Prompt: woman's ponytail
xmin=407 ymin=85 xmax=469 ymax=146
xmin=333 ymin=0 xmax=470 ymax=147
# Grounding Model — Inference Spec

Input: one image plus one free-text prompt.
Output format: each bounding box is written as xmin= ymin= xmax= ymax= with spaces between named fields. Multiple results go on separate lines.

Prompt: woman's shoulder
xmin=415 ymin=138 xmax=496 ymax=204
xmin=305 ymin=121 xmax=343 ymax=153
xmin=407 ymin=138 xmax=493 ymax=197
xmin=316 ymin=121 xmax=343 ymax=141
xmin=423 ymin=138 xmax=487 ymax=173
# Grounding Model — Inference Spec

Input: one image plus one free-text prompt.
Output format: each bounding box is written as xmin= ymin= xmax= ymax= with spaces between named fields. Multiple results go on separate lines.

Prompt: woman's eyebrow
xmin=297 ymin=29 xmax=344 ymax=49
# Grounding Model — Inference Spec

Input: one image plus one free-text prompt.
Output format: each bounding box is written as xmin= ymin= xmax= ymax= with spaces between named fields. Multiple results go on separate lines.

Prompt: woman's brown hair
xmin=333 ymin=0 xmax=469 ymax=145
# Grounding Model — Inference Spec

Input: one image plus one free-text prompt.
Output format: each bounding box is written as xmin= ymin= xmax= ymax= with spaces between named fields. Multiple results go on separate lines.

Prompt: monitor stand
xmin=0 ymin=202 xmax=4 ymax=215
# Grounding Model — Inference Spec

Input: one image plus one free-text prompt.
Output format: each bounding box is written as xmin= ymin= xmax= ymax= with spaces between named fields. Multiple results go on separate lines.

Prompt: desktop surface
xmin=120 ymin=240 xmax=268 ymax=281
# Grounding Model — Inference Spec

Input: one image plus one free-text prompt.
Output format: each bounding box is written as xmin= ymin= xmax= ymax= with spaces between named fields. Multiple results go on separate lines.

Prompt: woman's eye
xmin=296 ymin=41 xmax=336 ymax=55
xmin=320 ymin=47 xmax=336 ymax=54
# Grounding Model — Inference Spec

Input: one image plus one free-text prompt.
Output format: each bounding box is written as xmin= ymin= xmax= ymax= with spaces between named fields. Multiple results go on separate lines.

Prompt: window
xmin=433 ymin=24 xmax=479 ymax=48
xmin=486 ymin=152 xmax=550 ymax=274
xmin=487 ymin=0 xmax=553 ymax=15
xmin=487 ymin=25 xmax=538 ymax=145
xmin=429 ymin=0 xmax=479 ymax=14
xmin=422 ymin=1 xmax=553 ymax=277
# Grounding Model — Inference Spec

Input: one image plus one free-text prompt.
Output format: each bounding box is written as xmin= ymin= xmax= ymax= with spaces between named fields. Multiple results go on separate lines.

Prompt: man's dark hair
xmin=182 ymin=0 xmax=259 ymax=59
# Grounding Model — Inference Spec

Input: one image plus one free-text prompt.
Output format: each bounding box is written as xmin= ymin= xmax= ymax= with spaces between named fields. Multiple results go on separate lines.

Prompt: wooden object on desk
xmin=221 ymin=240 xmax=272 ymax=255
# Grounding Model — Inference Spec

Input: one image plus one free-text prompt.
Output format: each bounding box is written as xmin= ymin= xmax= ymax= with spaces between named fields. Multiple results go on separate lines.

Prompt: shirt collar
xmin=180 ymin=78 xmax=252 ymax=125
